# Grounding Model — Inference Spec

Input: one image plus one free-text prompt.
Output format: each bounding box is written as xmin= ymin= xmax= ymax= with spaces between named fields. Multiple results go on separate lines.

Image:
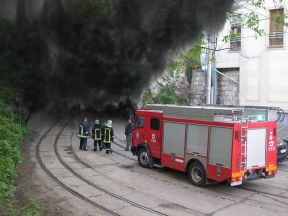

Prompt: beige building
xmin=215 ymin=0 xmax=288 ymax=111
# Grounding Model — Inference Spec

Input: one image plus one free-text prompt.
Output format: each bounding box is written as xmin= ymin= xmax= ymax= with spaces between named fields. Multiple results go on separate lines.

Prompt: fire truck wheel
xmin=138 ymin=148 xmax=152 ymax=168
xmin=188 ymin=162 xmax=206 ymax=187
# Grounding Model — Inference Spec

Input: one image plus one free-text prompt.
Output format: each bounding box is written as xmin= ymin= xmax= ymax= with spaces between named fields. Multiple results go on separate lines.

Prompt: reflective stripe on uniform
xmin=103 ymin=128 xmax=111 ymax=143
xmin=94 ymin=128 xmax=102 ymax=140
xmin=79 ymin=125 xmax=88 ymax=138
xmin=78 ymin=134 xmax=89 ymax=138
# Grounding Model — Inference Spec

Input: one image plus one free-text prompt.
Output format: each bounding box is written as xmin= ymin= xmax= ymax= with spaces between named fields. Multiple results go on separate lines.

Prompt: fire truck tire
xmin=138 ymin=148 xmax=153 ymax=168
xmin=188 ymin=162 xmax=206 ymax=187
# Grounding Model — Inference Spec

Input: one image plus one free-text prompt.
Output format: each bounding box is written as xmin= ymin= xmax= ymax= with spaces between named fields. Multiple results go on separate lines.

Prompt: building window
xmin=230 ymin=16 xmax=241 ymax=51
xmin=150 ymin=118 xmax=160 ymax=131
xmin=269 ymin=9 xmax=284 ymax=47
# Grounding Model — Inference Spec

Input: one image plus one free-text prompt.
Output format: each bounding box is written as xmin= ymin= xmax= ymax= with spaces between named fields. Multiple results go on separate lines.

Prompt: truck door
xmin=162 ymin=122 xmax=186 ymax=171
xmin=132 ymin=116 xmax=145 ymax=146
xmin=207 ymin=127 xmax=233 ymax=182
xmin=147 ymin=117 xmax=161 ymax=159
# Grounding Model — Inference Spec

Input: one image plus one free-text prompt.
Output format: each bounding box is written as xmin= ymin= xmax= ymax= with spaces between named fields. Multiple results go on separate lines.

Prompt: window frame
xmin=230 ymin=25 xmax=241 ymax=51
xmin=269 ymin=8 xmax=284 ymax=48
xmin=134 ymin=116 xmax=145 ymax=129
xmin=229 ymin=15 xmax=241 ymax=51
xmin=150 ymin=118 xmax=160 ymax=131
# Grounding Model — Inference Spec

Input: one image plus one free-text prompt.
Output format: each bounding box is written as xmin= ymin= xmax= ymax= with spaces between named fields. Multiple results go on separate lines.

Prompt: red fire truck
xmin=131 ymin=105 xmax=278 ymax=186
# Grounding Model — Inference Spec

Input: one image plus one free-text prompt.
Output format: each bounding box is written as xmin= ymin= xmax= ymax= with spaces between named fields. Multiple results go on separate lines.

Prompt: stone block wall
xmin=190 ymin=68 xmax=206 ymax=105
xmin=217 ymin=68 xmax=239 ymax=105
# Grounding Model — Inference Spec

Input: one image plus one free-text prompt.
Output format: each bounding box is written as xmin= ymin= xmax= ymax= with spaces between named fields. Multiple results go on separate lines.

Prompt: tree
xmin=142 ymin=89 xmax=154 ymax=105
xmin=73 ymin=0 xmax=111 ymax=24
xmin=157 ymin=85 xmax=178 ymax=104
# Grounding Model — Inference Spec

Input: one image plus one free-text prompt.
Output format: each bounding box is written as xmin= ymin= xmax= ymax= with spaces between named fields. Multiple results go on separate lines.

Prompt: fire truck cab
xmin=131 ymin=105 xmax=278 ymax=187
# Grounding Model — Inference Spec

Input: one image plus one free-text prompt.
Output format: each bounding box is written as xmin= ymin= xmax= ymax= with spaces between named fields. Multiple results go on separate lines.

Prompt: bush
xmin=0 ymin=103 xmax=27 ymax=203
xmin=0 ymin=156 xmax=16 ymax=202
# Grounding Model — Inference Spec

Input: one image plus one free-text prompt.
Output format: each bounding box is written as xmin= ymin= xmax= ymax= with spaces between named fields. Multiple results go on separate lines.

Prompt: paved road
xmin=29 ymin=114 xmax=288 ymax=216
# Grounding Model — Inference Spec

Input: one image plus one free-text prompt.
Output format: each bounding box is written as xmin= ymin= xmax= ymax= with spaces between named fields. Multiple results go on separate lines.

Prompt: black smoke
xmin=0 ymin=0 xmax=234 ymax=112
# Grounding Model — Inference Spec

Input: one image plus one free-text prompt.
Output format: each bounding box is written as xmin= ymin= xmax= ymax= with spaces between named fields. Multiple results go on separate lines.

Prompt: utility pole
xmin=206 ymin=34 xmax=212 ymax=104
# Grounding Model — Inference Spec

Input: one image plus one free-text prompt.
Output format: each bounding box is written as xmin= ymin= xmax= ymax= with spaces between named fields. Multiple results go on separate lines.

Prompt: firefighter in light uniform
xmin=103 ymin=120 xmax=114 ymax=154
xmin=92 ymin=119 xmax=102 ymax=151
xmin=78 ymin=118 xmax=89 ymax=151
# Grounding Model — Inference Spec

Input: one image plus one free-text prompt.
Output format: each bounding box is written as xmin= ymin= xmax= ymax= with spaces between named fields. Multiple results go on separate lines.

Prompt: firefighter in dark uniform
xmin=100 ymin=120 xmax=106 ymax=149
xmin=125 ymin=119 xmax=133 ymax=151
xmin=103 ymin=120 xmax=114 ymax=154
xmin=78 ymin=118 xmax=89 ymax=151
xmin=92 ymin=119 xmax=102 ymax=151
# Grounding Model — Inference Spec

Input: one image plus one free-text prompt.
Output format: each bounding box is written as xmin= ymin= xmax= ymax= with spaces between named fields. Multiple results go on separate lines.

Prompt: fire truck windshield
xmin=135 ymin=116 xmax=145 ymax=128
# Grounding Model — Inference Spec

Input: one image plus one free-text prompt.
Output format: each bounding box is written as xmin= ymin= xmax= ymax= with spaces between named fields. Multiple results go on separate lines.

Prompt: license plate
xmin=281 ymin=149 xmax=287 ymax=153
xmin=231 ymin=181 xmax=242 ymax=187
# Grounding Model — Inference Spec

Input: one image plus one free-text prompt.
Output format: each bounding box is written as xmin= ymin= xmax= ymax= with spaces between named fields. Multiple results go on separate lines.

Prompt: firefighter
xmin=125 ymin=119 xmax=132 ymax=151
xmin=103 ymin=120 xmax=114 ymax=154
xmin=78 ymin=117 xmax=89 ymax=151
xmin=100 ymin=120 xmax=106 ymax=149
xmin=92 ymin=119 xmax=102 ymax=151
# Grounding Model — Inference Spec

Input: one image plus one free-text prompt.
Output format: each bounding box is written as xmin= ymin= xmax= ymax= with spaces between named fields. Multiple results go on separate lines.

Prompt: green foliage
xmin=179 ymin=34 xmax=205 ymax=69
xmin=19 ymin=199 xmax=44 ymax=216
xmin=74 ymin=0 xmax=110 ymax=24
xmin=157 ymin=85 xmax=178 ymax=104
xmin=156 ymin=84 xmax=187 ymax=105
xmin=185 ymin=66 xmax=193 ymax=85
xmin=0 ymin=156 xmax=16 ymax=202
xmin=0 ymin=119 xmax=27 ymax=207
xmin=250 ymin=0 xmax=265 ymax=9
xmin=245 ymin=12 xmax=265 ymax=37
xmin=0 ymin=106 xmax=27 ymax=203
xmin=143 ymin=90 xmax=154 ymax=105
xmin=4 ymin=199 xmax=44 ymax=216
xmin=0 ymin=18 xmax=29 ymax=106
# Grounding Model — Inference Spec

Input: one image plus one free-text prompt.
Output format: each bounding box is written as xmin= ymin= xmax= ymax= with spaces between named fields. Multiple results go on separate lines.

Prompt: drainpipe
xmin=206 ymin=35 xmax=212 ymax=104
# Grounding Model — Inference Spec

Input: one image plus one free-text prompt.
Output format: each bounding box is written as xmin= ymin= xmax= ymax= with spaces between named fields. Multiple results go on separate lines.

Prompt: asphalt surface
xmin=28 ymin=114 xmax=288 ymax=216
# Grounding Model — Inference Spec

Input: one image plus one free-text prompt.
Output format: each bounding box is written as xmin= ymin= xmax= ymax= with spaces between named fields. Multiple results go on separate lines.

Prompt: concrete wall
xmin=215 ymin=0 xmax=288 ymax=111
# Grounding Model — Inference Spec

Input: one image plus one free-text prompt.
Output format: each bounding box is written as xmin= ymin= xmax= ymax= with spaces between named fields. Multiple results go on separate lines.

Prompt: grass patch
xmin=4 ymin=199 xmax=44 ymax=216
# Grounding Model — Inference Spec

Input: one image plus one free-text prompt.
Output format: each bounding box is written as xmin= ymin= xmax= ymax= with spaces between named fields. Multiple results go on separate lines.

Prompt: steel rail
xmin=239 ymin=186 xmax=288 ymax=199
xmin=114 ymin=133 xmax=288 ymax=200
xmin=56 ymin=131 xmax=168 ymax=216
xmin=36 ymin=122 xmax=120 ymax=216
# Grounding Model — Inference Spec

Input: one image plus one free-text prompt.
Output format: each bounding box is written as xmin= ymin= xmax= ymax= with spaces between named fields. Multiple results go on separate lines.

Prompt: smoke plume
xmin=0 ymin=0 xmax=234 ymax=111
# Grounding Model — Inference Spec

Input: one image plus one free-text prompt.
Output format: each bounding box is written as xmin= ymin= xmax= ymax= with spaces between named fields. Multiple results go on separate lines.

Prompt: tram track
xmin=239 ymin=186 xmax=288 ymax=199
xmin=96 ymin=137 xmax=288 ymax=212
xmin=33 ymin=118 xmax=288 ymax=216
xmin=114 ymin=135 xmax=288 ymax=200
xmin=36 ymin=121 xmax=121 ymax=216
xmin=72 ymin=133 xmax=252 ymax=207
xmin=55 ymin=128 xmax=170 ymax=216
xmin=69 ymin=131 xmax=210 ymax=216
